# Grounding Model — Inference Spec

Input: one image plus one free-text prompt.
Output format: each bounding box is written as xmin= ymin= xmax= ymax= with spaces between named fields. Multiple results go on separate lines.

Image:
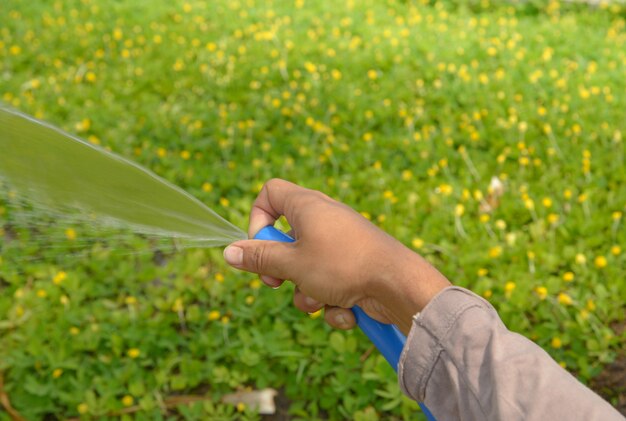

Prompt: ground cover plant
xmin=1 ymin=0 xmax=625 ymax=419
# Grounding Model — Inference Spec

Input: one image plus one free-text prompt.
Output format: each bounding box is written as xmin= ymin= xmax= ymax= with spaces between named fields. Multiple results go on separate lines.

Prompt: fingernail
xmin=223 ymin=246 xmax=243 ymax=266
xmin=305 ymin=296 xmax=320 ymax=307
xmin=335 ymin=313 xmax=347 ymax=327
xmin=261 ymin=275 xmax=281 ymax=289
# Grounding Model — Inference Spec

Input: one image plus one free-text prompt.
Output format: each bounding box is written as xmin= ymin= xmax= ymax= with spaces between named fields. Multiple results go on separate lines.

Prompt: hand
xmin=223 ymin=179 xmax=451 ymax=334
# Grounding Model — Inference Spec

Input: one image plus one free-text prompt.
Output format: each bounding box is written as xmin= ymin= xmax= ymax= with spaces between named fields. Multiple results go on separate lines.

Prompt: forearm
xmin=398 ymin=287 xmax=624 ymax=420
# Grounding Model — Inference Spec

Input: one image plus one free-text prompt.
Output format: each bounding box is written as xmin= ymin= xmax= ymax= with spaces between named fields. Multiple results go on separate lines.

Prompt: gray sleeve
xmin=397 ymin=286 xmax=624 ymax=421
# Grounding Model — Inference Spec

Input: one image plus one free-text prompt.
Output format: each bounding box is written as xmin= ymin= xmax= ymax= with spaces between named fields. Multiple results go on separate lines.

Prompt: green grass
xmin=1 ymin=0 xmax=625 ymax=419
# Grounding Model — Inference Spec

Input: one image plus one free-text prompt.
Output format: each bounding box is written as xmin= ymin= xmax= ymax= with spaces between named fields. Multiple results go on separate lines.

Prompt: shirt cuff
xmin=397 ymin=286 xmax=494 ymax=402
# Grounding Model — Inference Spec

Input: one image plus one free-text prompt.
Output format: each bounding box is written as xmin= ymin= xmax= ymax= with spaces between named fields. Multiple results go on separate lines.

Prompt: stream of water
xmin=0 ymin=106 xmax=247 ymax=252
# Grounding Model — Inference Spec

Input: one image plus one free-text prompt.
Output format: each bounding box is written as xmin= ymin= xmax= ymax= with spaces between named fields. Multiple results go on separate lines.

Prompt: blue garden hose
xmin=254 ymin=225 xmax=436 ymax=421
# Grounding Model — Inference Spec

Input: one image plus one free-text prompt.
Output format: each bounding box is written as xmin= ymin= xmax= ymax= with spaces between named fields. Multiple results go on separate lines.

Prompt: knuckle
xmin=250 ymin=245 xmax=267 ymax=272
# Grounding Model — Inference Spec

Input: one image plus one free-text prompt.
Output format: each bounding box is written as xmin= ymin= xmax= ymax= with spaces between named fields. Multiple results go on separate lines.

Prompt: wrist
xmin=373 ymin=248 xmax=451 ymax=335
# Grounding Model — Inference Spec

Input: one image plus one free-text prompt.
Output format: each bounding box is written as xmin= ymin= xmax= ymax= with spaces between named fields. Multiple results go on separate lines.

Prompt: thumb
xmin=223 ymin=240 xmax=296 ymax=280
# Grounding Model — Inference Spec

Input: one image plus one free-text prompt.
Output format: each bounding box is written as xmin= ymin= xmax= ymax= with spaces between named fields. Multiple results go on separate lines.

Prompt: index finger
xmin=247 ymin=178 xmax=304 ymax=238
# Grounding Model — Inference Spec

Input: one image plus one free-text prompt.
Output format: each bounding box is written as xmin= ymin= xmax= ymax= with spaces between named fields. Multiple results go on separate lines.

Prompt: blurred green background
xmin=1 ymin=0 xmax=625 ymax=419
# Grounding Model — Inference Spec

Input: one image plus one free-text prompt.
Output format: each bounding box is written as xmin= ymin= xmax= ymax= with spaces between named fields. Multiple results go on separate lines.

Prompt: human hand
xmin=223 ymin=179 xmax=451 ymax=334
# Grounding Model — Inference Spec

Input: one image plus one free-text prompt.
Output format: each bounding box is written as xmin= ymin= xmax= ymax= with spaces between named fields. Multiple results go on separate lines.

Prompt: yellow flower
xmin=157 ymin=147 xmax=167 ymax=158
xmin=455 ymin=204 xmax=465 ymax=217
xmin=37 ymin=289 xmax=47 ymax=298
xmin=551 ymin=337 xmax=562 ymax=349
xmin=547 ymin=213 xmax=559 ymax=224
xmin=65 ymin=228 xmax=77 ymax=241
xmin=53 ymin=368 xmax=63 ymax=378
xmin=611 ymin=245 xmax=621 ymax=256
xmin=489 ymin=246 xmax=502 ymax=259
xmin=504 ymin=282 xmax=516 ymax=296
xmin=245 ymin=295 xmax=255 ymax=305
xmin=594 ymin=255 xmax=607 ymax=268
xmin=75 ymin=118 xmax=91 ymax=132
xmin=219 ymin=197 xmax=230 ymax=207
xmin=121 ymin=395 xmax=134 ymax=407
xmin=367 ymin=69 xmax=378 ymax=80
xmin=586 ymin=299 xmax=596 ymax=311
xmin=362 ymin=132 xmax=373 ymax=142
xmin=173 ymin=59 xmax=184 ymax=71
xmin=524 ymin=198 xmax=534 ymax=210
xmin=562 ymin=272 xmax=574 ymax=282
xmin=237 ymin=402 xmax=246 ymax=412
xmin=125 ymin=296 xmax=137 ymax=305
xmin=221 ymin=315 xmax=230 ymax=324
xmin=411 ymin=238 xmax=424 ymax=249
xmin=250 ymin=279 xmax=261 ymax=289
xmin=612 ymin=211 xmax=623 ymax=220
xmin=482 ymin=290 xmax=493 ymax=299
xmin=171 ymin=298 xmax=184 ymax=312
xmin=77 ymin=403 xmax=89 ymax=415
xmin=535 ymin=286 xmax=548 ymax=300
xmin=127 ymin=348 xmax=141 ymax=359
xmin=70 ymin=327 xmax=80 ymax=335
xmin=53 ymin=271 xmax=67 ymax=285
xmin=214 ymin=273 xmax=224 ymax=283
xmin=180 ymin=150 xmax=191 ymax=160
xmin=202 ymin=182 xmax=213 ymax=192
xmin=477 ymin=268 xmax=489 ymax=276
xmin=542 ymin=197 xmax=553 ymax=208
xmin=575 ymin=253 xmax=587 ymax=265
xmin=304 ymin=61 xmax=317 ymax=73
xmin=557 ymin=292 xmax=573 ymax=306
xmin=208 ymin=310 xmax=221 ymax=321
xmin=438 ymin=183 xmax=453 ymax=196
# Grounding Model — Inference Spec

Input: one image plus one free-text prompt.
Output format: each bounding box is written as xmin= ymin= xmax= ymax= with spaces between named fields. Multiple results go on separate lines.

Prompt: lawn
xmin=1 ymin=0 xmax=625 ymax=419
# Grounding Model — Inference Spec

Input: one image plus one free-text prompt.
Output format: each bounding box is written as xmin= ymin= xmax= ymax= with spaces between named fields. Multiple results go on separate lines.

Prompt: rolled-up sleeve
xmin=398 ymin=286 xmax=624 ymax=420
